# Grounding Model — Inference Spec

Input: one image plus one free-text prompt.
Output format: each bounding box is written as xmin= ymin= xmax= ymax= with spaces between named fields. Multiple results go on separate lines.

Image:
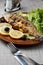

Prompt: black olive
xmin=0 ymin=17 xmax=6 ymax=22
xmin=20 ymin=35 xmax=27 ymax=40
xmin=4 ymin=27 xmax=10 ymax=32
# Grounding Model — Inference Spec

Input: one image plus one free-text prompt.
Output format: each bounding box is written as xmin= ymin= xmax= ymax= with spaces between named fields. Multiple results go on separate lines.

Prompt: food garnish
xmin=21 ymin=33 xmax=35 ymax=40
xmin=9 ymin=29 xmax=24 ymax=39
xmin=0 ymin=23 xmax=12 ymax=28
xmin=4 ymin=27 xmax=10 ymax=32
xmin=0 ymin=26 xmax=9 ymax=35
xmin=0 ymin=23 xmax=12 ymax=35
xmin=0 ymin=23 xmax=24 ymax=39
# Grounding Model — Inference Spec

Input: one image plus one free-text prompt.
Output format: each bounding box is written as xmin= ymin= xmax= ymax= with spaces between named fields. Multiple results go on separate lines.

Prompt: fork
xmin=6 ymin=42 xmax=43 ymax=65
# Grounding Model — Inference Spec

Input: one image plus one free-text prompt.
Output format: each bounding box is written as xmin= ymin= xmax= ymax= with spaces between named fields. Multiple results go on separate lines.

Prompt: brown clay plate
xmin=0 ymin=34 xmax=40 ymax=45
xmin=0 ymin=12 xmax=42 ymax=45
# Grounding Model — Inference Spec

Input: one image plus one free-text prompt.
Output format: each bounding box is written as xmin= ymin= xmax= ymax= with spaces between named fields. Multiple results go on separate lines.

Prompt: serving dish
xmin=0 ymin=12 xmax=43 ymax=45
xmin=0 ymin=34 xmax=40 ymax=45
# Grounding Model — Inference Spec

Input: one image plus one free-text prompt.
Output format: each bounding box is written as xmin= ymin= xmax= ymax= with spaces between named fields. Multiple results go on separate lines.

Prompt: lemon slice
xmin=0 ymin=23 xmax=12 ymax=35
xmin=9 ymin=29 xmax=24 ymax=39
xmin=0 ymin=23 xmax=12 ymax=28
xmin=0 ymin=26 xmax=9 ymax=35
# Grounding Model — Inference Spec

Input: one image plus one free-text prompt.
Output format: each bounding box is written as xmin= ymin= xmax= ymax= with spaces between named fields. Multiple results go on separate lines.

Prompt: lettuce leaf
xmin=18 ymin=8 xmax=43 ymax=34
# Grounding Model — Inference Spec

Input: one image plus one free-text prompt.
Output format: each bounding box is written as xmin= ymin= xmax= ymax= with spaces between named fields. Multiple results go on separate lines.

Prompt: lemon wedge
xmin=0 ymin=23 xmax=12 ymax=35
xmin=9 ymin=29 xmax=24 ymax=39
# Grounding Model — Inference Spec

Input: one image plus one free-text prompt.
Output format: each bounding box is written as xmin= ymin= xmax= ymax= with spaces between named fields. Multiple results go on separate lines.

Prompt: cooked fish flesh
xmin=3 ymin=13 xmax=41 ymax=38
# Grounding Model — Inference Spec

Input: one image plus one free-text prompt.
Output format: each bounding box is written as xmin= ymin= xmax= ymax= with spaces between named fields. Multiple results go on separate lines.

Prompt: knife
xmin=6 ymin=42 xmax=42 ymax=65
xmin=7 ymin=42 xmax=29 ymax=65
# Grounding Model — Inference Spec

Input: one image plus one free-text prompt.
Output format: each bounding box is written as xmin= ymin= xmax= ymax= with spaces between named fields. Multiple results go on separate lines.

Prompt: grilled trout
xmin=3 ymin=13 xmax=40 ymax=38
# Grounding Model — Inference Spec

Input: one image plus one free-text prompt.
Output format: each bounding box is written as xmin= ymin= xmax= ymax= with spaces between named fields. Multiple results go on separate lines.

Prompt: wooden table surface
xmin=0 ymin=0 xmax=43 ymax=65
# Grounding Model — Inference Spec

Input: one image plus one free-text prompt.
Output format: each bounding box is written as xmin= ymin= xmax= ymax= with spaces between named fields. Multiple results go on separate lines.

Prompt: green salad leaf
xmin=18 ymin=8 xmax=43 ymax=34
xmin=27 ymin=8 xmax=43 ymax=34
